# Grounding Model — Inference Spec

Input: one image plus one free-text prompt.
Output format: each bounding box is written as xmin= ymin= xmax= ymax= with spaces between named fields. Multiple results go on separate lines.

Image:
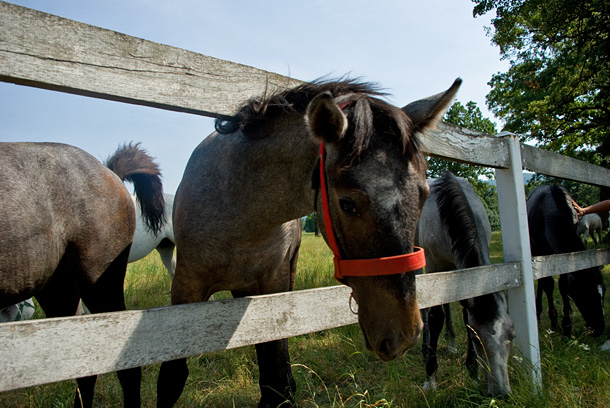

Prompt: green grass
xmin=2 ymin=232 xmax=610 ymax=407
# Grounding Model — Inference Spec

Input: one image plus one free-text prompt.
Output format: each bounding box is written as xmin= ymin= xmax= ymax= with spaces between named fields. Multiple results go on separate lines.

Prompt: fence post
xmin=494 ymin=132 xmax=542 ymax=389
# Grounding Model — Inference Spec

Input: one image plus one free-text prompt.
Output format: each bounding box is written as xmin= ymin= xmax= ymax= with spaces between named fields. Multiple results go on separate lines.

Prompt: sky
xmin=0 ymin=0 xmax=509 ymax=195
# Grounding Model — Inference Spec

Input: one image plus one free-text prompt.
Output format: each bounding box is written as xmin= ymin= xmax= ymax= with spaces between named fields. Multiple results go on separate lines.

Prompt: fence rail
xmin=1 ymin=0 xmax=609 ymax=393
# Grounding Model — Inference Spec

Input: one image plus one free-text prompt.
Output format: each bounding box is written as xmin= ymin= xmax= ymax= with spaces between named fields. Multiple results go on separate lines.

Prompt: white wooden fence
xmin=2 ymin=0 xmax=610 ymax=394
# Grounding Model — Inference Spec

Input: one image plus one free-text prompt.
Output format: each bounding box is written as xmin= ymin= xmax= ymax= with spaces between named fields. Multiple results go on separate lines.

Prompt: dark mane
xmin=215 ymin=79 xmax=385 ymax=135
xmin=215 ymin=78 xmax=424 ymax=166
xmin=436 ymin=172 xmax=485 ymax=269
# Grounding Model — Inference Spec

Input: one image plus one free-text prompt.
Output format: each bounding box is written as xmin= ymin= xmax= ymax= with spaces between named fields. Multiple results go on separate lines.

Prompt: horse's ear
xmin=306 ymin=92 xmax=348 ymax=144
xmin=402 ymin=78 xmax=462 ymax=132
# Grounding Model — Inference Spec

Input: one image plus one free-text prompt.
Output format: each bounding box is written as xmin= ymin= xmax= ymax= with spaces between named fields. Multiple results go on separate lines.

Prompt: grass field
xmin=2 ymin=232 xmax=610 ymax=407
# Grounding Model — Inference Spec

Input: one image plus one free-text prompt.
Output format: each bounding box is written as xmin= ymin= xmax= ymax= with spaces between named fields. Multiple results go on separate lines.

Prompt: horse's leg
xmin=422 ymin=305 xmax=445 ymax=390
xmin=157 ymin=358 xmax=189 ymax=408
xmin=442 ymin=303 xmax=457 ymax=353
xmin=558 ymin=275 xmax=573 ymax=337
xmin=79 ymin=246 xmax=141 ymax=408
xmin=420 ymin=308 xmax=431 ymax=388
xmin=463 ymin=307 xmax=478 ymax=379
xmin=538 ymin=277 xmax=559 ymax=332
xmin=544 ymin=277 xmax=559 ymax=332
xmin=583 ymin=229 xmax=590 ymax=247
xmin=253 ymin=339 xmax=295 ymax=408
xmin=157 ymin=263 xmax=213 ymax=408
xmin=238 ymin=236 xmax=300 ymax=408
xmin=231 ymin=289 xmax=296 ymax=408
xmin=535 ymin=280 xmax=544 ymax=322
xmin=155 ymin=239 xmax=176 ymax=280
xmin=35 ymin=262 xmax=95 ymax=408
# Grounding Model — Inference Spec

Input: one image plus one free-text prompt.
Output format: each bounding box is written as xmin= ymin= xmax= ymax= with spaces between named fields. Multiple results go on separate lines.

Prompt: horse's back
xmin=0 ymin=142 xmax=134 ymax=306
xmin=417 ymin=174 xmax=491 ymax=272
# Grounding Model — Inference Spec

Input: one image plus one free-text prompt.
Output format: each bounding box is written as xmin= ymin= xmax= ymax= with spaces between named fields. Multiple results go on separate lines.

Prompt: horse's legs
xmin=255 ymin=339 xmax=296 ymax=408
xmin=79 ymin=246 xmax=141 ymax=408
xmin=535 ymin=280 xmax=544 ymax=322
xmin=34 ymin=256 xmax=97 ymax=408
xmin=237 ymin=235 xmax=299 ymax=408
xmin=537 ymin=277 xmax=559 ymax=332
xmin=157 ymin=358 xmax=189 ymax=408
xmin=558 ymin=275 xmax=573 ymax=337
xmin=442 ymin=303 xmax=457 ymax=353
xmin=422 ymin=305 xmax=445 ymax=390
xmin=463 ymin=307 xmax=478 ymax=379
xmin=589 ymin=228 xmax=597 ymax=247
xmin=583 ymin=230 xmax=590 ymax=248
xmin=157 ymin=262 xmax=213 ymax=408
xmin=592 ymin=229 xmax=599 ymax=247
xmin=155 ymin=239 xmax=176 ymax=280
xmin=544 ymin=277 xmax=559 ymax=332
xmin=232 ymin=285 xmax=296 ymax=408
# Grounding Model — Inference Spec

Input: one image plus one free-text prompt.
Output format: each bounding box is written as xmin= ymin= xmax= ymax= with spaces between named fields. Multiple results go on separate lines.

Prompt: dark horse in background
xmin=416 ymin=172 xmax=514 ymax=396
xmin=527 ymin=184 xmax=605 ymax=337
xmin=0 ymin=142 xmax=165 ymax=408
xmin=157 ymin=78 xmax=461 ymax=408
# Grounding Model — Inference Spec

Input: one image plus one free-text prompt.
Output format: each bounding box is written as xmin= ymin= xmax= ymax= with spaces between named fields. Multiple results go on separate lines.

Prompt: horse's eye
xmin=339 ymin=197 xmax=360 ymax=216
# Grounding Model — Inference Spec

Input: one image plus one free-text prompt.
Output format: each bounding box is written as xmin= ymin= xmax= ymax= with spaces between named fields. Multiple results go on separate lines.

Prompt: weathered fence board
xmin=532 ymin=249 xmax=610 ymax=280
xmin=522 ymin=143 xmax=610 ymax=188
xmin=0 ymin=1 xmax=300 ymax=118
xmin=421 ymin=123 xmax=510 ymax=169
xmin=0 ymin=264 xmax=521 ymax=392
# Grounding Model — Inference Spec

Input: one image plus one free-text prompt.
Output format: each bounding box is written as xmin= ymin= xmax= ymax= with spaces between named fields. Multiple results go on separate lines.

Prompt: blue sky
xmin=0 ymin=0 xmax=508 ymax=194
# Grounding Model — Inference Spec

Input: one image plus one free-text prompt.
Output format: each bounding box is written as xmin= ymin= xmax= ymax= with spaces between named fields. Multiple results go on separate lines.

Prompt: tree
xmin=472 ymin=0 xmax=610 ymax=168
xmin=303 ymin=213 xmax=319 ymax=235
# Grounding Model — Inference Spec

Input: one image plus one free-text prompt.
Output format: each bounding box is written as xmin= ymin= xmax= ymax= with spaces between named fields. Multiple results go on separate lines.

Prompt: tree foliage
xmin=472 ymin=0 xmax=610 ymax=167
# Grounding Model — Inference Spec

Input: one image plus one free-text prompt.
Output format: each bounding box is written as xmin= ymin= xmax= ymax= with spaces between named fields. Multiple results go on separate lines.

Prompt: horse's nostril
xmin=376 ymin=338 xmax=397 ymax=362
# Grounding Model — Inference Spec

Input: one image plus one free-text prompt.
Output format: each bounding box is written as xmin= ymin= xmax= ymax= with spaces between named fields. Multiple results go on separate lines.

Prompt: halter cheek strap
xmin=318 ymin=142 xmax=426 ymax=282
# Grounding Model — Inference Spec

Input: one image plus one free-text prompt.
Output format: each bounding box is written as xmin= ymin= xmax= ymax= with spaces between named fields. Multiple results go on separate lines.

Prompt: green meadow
xmin=2 ymin=232 xmax=610 ymax=407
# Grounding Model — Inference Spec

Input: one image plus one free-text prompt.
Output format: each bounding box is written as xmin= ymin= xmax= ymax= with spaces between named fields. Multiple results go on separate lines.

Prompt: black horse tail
xmin=435 ymin=171 xmax=485 ymax=269
xmin=105 ymin=142 xmax=166 ymax=235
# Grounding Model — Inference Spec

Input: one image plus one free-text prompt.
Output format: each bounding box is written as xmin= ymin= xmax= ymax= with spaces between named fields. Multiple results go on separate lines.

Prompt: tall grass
xmin=2 ymin=232 xmax=610 ymax=407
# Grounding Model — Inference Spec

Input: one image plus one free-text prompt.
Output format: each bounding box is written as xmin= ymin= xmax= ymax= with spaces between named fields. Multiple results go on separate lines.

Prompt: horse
xmin=156 ymin=78 xmax=461 ymax=408
xmin=0 ymin=193 xmax=176 ymax=323
xmin=415 ymin=172 xmax=514 ymax=396
xmin=577 ymin=213 xmax=603 ymax=248
xmin=527 ymin=184 xmax=605 ymax=337
xmin=128 ymin=193 xmax=176 ymax=279
xmin=0 ymin=142 xmax=165 ymax=408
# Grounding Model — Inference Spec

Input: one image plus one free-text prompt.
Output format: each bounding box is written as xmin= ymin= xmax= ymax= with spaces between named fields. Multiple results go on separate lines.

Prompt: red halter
xmin=318 ymin=142 xmax=426 ymax=282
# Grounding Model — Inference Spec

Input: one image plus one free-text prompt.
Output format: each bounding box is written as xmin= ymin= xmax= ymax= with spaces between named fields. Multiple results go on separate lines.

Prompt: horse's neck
xmin=224 ymin=128 xmax=319 ymax=227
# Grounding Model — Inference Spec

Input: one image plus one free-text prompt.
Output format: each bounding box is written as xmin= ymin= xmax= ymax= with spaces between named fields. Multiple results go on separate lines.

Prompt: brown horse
xmin=0 ymin=142 xmax=165 ymax=408
xmin=157 ymin=78 xmax=461 ymax=407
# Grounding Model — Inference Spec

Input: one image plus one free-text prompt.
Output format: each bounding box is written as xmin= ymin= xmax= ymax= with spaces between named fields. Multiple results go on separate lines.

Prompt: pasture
xmin=2 ymin=232 xmax=610 ymax=407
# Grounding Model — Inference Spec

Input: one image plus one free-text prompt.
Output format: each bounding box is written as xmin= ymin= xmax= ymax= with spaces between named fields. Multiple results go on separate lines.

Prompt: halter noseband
xmin=318 ymin=142 xmax=426 ymax=282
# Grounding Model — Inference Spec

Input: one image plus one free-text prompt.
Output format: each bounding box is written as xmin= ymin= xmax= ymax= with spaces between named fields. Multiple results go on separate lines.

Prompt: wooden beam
xmin=0 ymin=263 xmax=520 ymax=392
xmin=421 ymin=122 xmax=510 ymax=169
xmin=522 ymin=144 xmax=610 ymax=188
xmin=532 ymin=249 xmax=610 ymax=280
xmin=0 ymin=1 xmax=301 ymax=118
